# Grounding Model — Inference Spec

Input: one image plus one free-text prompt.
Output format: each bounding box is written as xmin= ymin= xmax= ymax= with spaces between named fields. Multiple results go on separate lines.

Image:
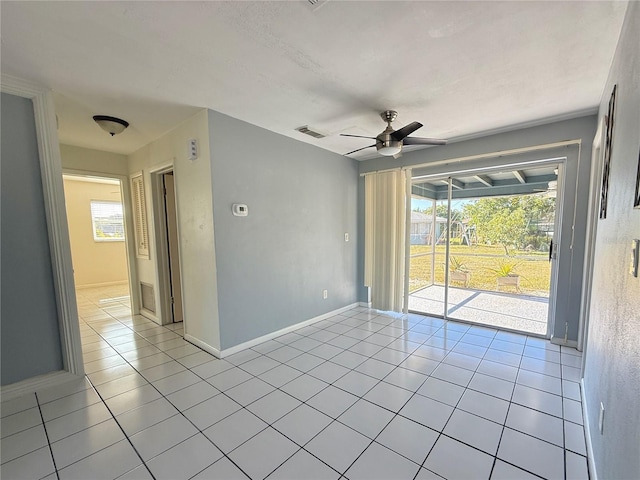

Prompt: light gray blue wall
xmin=1 ymin=93 xmax=63 ymax=385
xmin=358 ymin=116 xmax=597 ymax=344
xmin=208 ymin=110 xmax=359 ymax=350
xmin=583 ymin=3 xmax=640 ymax=479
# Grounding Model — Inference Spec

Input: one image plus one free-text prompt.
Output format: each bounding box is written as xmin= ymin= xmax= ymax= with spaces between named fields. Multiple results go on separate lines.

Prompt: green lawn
xmin=410 ymin=244 xmax=551 ymax=296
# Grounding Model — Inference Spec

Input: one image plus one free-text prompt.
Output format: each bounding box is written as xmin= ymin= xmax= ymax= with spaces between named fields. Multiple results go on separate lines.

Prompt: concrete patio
xmin=408 ymin=285 xmax=549 ymax=335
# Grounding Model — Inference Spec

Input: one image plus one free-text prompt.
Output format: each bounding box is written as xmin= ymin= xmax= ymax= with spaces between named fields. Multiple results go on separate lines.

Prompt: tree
xmin=463 ymin=195 xmax=555 ymax=255
xmin=416 ymin=204 xmax=460 ymax=219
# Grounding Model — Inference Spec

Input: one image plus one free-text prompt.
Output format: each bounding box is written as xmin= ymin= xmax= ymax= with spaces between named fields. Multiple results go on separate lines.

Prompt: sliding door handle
xmin=549 ymin=240 xmax=554 ymax=262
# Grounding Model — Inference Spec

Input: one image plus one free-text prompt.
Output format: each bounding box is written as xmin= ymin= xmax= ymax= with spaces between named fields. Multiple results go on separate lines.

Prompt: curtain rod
xmin=359 ymin=139 xmax=581 ymax=177
xmin=359 ymin=167 xmax=402 ymax=177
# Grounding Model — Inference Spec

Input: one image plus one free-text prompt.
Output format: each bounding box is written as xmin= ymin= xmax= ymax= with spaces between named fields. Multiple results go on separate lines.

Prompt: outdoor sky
xmin=412 ymin=197 xmax=473 ymax=211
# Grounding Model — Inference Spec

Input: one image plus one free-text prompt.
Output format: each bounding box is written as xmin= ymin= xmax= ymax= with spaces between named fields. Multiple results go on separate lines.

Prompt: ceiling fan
xmin=341 ymin=110 xmax=447 ymax=157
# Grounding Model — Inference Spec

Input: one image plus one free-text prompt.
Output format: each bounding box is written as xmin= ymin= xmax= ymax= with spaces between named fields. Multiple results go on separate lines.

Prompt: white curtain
xmin=364 ymin=170 xmax=407 ymax=312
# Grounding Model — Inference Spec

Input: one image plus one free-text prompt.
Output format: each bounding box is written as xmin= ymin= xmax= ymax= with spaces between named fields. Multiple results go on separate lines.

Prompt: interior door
xmin=163 ymin=172 xmax=183 ymax=323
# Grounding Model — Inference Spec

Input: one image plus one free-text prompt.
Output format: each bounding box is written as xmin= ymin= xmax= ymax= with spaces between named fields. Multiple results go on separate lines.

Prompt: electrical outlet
xmin=599 ymin=402 xmax=605 ymax=434
xmin=323 ymin=289 xmax=328 ymax=299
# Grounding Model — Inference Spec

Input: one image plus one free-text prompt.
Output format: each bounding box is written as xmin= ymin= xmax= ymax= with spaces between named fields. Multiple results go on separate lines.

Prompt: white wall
xmin=60 ymin=144 xmax=129 ymax=176
xmin=128 ymin=109 xmax=221 ymax=351
xmin=63 ymin=178 xmax=128 ymax=287
xmin=582 ymin=3 xmax=640 ymax=479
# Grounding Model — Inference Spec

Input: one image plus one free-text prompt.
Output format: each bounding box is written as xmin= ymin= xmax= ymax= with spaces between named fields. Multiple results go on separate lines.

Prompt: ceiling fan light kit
xmin=93 ymin=115 xmax=129 ymax=136
xmin=342 ymin=110 xmax=447 ymax=157
xmin=377 ymin=143 xmax=402 ymax=156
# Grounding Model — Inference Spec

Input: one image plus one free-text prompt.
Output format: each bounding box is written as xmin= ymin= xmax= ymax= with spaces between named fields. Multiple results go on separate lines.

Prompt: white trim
xmin=1 ymin=370 xmax=81 ymax=402
xmin=410 ymin=153 xmax=570 ymax=182
xmin=76 ymin=280 xmax=129 ymax=289
xmin=359 ymin=302 xmax=372 ymax=308
xmin=578 ymin=116 xmax=606 ymax=355
xmin=403 ymin=168 xmax=412 ymax=314
xmin=62 ymin=169 xmax=141 ymax=315
xmin=550 ymin=336 xmax=579 ymax=349
xmin=185 ymin=334 xmax=221 ymax=359
xmin=360 ymin=167 xmax=402 ymax=177
xmin=406 ymin=141 xmax=579 ymax=179
xmin=1 ymin=74 xmax=84 ymax=380
xmin=149 ymin=164 xmax=185 ymax=327
xmin=218 ymin=303 xmax=360 ymax=358
xmin=546 ymin=160 xmax=567 ymax=340
xmin=151 ymin=169 xmax=172 ymax=325
xmin=581 ymin=378 xmax=598 ymax=480
xmin=139 ymin=309 xmax=160 ymax=325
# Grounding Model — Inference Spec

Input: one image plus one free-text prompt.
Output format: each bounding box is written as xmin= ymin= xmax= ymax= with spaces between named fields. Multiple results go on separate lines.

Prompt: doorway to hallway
xmin=62 ymin=174 xmax=133 ymax=318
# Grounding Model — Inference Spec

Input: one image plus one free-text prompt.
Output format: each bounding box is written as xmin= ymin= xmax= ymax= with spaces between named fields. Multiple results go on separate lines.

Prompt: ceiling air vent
xmin=306 ymin=0 xmax=328 ymax=11
xmin=296 ymin=125 xmax=327 ymax=139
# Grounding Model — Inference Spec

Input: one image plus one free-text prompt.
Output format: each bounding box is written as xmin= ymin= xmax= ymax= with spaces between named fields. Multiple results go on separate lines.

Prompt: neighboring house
xmin=410 ymin=211 xmax=446 ymax=245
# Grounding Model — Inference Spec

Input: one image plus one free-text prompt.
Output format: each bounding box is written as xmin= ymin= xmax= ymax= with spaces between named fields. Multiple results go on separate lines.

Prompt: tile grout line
xmin=487 ymin=332 xmax=526 ymax=480
xmin=80 ymin=376 xmax=157 ymax=480
xmin=65 ymin=293 xmax=586 ymax=480
xmin=34 ymin=392 xmax=61 ymax=480
xmin=82 ymin=313 xmax=255 ymax=480
xmin=234 ymin=308 xmax=581 ymax=474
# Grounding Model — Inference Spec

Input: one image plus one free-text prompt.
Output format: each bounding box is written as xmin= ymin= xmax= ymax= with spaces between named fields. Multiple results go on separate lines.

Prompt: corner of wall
xmin=126 ymin=109 xmax=221 ymax=352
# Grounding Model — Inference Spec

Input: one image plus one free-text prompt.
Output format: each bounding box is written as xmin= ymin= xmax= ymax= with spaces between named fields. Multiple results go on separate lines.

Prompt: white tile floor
xmin=1 ymin=286 xmax=589 ymax=479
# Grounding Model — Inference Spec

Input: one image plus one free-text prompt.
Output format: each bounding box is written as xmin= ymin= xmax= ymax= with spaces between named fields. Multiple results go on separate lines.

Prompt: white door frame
xmin=408 ymin=156 xmax=566 ymax=338
xmin=61 ymin=170 xmax=141 ymax=315
xmin=149 ymin=164 xmax=185 ymax=326
xmin=1 ymin=75 xmax=84 ymax=399
xmin=578 ymin=116 xmax=607 ymax=358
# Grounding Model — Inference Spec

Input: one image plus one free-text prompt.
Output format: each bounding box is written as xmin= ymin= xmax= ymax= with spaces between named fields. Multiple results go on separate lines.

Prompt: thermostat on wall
xmin=232 ymin=204 xmax=248 ymax=217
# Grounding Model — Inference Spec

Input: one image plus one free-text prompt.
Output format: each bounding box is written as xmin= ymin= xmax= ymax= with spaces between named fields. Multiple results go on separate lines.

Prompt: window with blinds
xmin=90 ymin=201 xmax=125 ymax=242
xmin=131 ymin=174 xmax=149 ymax=258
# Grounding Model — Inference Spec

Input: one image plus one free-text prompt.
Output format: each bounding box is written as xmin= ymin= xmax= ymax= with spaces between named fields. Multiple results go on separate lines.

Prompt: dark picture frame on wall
xmin=634 ymin=146 xmax=640 ymax=209
xmin=600 ymin=84 xmax=617 ymax=219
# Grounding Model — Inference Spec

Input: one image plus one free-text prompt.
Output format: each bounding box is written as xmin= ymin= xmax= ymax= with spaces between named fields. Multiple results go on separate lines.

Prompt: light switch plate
xmin=188 ymin=138 xmax=198 ymax=160
xmin=631 ymin=239 xmax=639 ymax=277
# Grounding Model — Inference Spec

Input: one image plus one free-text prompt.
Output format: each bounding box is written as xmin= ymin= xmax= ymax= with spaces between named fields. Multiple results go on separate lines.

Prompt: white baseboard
xmin=139 ymin=309 xmax=160 ymax=325
xmin=358 ymin=302 xmax=372 ymax=308
xmin=550 ymin=336 xmax=579 ymax=348
xmin=185 ymin=334 xmax=221 ymax=359
xmin=581 ymin=378 xmax=598 ymax=480
xmin=1 ymin=370 xmax=82 ymax=402
xmin=77 ymin=280 xmax=129 ymax=289
xmin=219 ymin=302 xmax=360 ymax=358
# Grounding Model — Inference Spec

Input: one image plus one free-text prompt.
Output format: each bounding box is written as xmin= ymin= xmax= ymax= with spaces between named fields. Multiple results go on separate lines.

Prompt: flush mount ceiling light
xmin=93 ymin=115 xmax=129 ymax=136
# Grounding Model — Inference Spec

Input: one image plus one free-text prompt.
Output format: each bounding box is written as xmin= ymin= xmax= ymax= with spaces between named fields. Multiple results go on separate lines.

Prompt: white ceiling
xmin=1 ymin=1 xmax=628 ymax=159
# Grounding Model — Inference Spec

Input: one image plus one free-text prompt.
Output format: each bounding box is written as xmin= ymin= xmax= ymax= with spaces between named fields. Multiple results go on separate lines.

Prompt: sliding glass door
xmin=409 ymin=195 xmax=447 ymax=317
xmin=408 ymin=163 xmax=560 ymax=336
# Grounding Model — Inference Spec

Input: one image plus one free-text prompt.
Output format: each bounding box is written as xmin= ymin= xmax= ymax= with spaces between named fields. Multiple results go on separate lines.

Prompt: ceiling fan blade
xmin=344 ymin=144 xmax=376 ymax=155
xmin=340 ymin=134 xmax=377 ymax=139
xmin=391 ymin=121 xmax=423 ymax=141
xmin=403 ymin=136 xmax=448 ymax=146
